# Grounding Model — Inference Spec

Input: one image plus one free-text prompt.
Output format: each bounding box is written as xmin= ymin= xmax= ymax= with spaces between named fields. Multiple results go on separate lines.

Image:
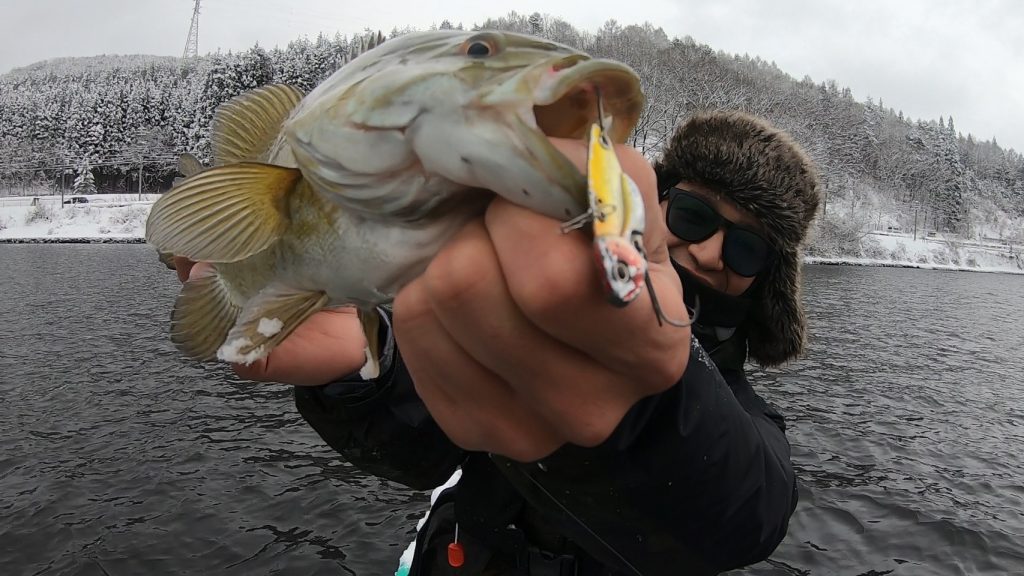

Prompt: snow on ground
xmin=812 ymin=190 xmax=1024 ymax=274
xmin=2 ymin=193 xmax=1022 ymax=275
xmin=810 ymin=230 xmax=1024 ymax=275
xmin=0 ymin=194 xmax=157 ymax=240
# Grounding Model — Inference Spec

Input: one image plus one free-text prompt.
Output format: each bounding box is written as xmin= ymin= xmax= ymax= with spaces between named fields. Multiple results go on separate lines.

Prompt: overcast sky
xmin=2 ymin=0 xmax=1022 ymax=152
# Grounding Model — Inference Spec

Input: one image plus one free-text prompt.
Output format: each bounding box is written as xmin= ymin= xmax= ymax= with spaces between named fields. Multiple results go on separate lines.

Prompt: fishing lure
xmin=585 ymin=120 xmax=648 ymax=306
xmin=563 ymin=92 xmax=698 ymax=326
xmin=560 ymin=91 xmax=646 ymax=305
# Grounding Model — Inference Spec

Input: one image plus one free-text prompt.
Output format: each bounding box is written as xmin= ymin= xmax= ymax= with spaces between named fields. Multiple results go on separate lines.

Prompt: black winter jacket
xmin=294 ymin=310 xmax=797 ymax=575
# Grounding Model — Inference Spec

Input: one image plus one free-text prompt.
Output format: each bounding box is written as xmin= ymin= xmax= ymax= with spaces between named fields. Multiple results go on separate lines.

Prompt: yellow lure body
xmin=585 ymin=122 xmax=648 ymax=306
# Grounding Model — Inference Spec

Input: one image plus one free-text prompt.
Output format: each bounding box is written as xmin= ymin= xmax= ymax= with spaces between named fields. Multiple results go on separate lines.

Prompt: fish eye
xmin=466 ymin=41 xmax=491 ymax=57
xmin=461 ymin=34 xmax=503 ymax=58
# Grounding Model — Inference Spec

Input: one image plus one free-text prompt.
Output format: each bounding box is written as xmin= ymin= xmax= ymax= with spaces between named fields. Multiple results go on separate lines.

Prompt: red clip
xmin=448 ymin=522 xmax=465 ymax=568
xmin=447 ymin=541 xmax=465 ymax=568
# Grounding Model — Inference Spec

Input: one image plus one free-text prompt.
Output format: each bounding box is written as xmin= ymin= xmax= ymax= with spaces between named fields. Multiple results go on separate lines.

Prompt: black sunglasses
xmin=664 ymin=188 xmax=775 ymax=277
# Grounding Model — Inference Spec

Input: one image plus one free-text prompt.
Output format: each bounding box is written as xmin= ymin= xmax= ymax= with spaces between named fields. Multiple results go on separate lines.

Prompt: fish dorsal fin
xmin=178 ymin=153 xmax=205 ymax=177
xmin=217 ymin=286 xmax=329 ymax=364
xmin=145 ymin=163 xmax=301 ymax=263
xmin=171 ymin=264 xmax=242 ymax=361
xmin=212 ymin=84 xmax=304 ymax=165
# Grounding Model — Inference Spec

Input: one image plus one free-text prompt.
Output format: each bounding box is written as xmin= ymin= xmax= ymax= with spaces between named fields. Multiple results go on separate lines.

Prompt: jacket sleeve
xmin=293 ymin=308 xmax=465 ymax=491
xmin=493 ymin=336 xmax=798 ymax=575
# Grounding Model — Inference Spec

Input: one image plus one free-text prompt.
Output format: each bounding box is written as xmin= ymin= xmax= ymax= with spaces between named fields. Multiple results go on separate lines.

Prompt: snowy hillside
xmin=807 ymin=186 xmax=1024 ymax=273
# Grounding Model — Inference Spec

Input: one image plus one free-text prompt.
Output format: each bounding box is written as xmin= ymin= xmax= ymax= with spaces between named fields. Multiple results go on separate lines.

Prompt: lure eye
xmin=615 ymin=261 xmax=631 ymax=281
xmin=466 ymin=41 xmax=491 ymax=57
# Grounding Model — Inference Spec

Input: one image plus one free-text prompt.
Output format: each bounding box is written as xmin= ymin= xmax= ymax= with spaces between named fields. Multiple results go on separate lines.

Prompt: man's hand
xmin=170 ymin=138 xmax=691 ymax=461
xmin=392 ymin=138 xmax=691 ymax=462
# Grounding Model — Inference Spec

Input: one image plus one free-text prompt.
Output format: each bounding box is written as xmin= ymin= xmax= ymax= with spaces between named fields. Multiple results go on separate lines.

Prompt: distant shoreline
xmin=1 ymin=237 xmax=1020 ymax=276
xmin=0 ymin=237 xmax=146 ymax=244
xmin=805 ymin=257 xmax=1023 ymax=275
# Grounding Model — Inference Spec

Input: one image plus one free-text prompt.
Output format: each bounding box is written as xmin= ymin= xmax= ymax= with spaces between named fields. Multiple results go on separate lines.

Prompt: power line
xmin=183 ymin=0 xmax=201 ymax=59
xmin=1 ymin=156 xmax=181 ymax=173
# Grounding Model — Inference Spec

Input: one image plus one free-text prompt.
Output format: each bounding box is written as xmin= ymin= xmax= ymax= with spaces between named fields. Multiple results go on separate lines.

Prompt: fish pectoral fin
xmin=212 ymin=84 xmax=305 ymax=165
xmin=144 ymin=162 xmax=301 ymax=263
xmin=157 ymin=250 xmax=178 ymax=270
xmin=217 ymin=286 xmax=328 ymax=365
xmin=178 ymin=153 xmax=205 ymax=178
xmin=357 ymin=307 xmax=382 ymax=379
xmin=171 ymin=264 xmax=241 ymax=361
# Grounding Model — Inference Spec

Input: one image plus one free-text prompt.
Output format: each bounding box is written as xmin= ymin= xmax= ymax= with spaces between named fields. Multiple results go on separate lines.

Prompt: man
xmin=175 ymin=110 xmax=821 ymax=574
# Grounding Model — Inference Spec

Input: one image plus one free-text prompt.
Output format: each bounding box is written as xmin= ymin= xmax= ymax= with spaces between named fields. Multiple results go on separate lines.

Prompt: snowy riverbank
xmin=0 ymin=194 xmax=156 ymax=243
xmin=2 ymin=194 xmax=1022 ymax=275
xmin=808 ymin=229 xmax=1024 ymax=275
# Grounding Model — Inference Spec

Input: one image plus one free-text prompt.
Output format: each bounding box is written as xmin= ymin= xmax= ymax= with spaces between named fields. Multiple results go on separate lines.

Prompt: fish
xmin=145 ymin=29 xmax=644 ymax=377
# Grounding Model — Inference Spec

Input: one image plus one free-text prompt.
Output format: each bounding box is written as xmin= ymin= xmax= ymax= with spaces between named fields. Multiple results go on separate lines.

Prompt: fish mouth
xmin=527 ymin=56 xmax=644 ymax=144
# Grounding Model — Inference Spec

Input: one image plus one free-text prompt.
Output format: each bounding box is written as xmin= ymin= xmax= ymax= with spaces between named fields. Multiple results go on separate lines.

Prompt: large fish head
xmin=286 ymin=30 xmax=644 ymax=221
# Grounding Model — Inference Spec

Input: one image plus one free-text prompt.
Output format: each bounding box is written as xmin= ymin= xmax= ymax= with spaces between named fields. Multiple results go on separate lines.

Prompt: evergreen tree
xmin=73 ymin=159 xmax=96 ymax=195
xmin=235 ymin=45 xmax=274 ymax=91
xmin=528 ymin=12 xmax=544 ymax=36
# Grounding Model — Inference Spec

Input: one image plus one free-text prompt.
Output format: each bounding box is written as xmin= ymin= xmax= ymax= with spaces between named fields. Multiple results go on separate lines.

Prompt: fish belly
xmin=283 ymin=207 xmax=480 ymax=309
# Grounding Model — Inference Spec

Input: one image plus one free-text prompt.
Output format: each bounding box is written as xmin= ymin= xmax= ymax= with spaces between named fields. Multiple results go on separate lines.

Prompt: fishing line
xmin=503 ymin=459 xmax=646 ymax=576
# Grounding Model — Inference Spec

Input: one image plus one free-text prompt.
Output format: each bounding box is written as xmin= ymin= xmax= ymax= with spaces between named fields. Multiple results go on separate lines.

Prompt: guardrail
xmin=0 ymin=194 xmax=161 ymax=208
xmin=864 ymin=230 xmax=1019 ymax=257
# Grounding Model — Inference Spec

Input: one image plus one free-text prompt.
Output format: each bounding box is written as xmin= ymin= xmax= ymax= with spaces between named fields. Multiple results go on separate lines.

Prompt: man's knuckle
xmin=423 ymin=237 xmax=490 ymax=304
xmin=510 ymin=249 xmax=579 ymax=318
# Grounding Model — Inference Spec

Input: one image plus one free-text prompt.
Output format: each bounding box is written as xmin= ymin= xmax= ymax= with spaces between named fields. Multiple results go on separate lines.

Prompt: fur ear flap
xmin=747 ymin=246 xmax=807 ymax=367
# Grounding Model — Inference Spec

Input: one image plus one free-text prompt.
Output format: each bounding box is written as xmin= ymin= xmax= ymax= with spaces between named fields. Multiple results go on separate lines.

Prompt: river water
xmin=1 ymin=245 xmax=1022 ymax=575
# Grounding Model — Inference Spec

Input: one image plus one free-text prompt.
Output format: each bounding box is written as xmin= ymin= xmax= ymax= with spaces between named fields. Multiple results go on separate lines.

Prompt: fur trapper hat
xmin=654 ymin=110 xmax=822 ymax=367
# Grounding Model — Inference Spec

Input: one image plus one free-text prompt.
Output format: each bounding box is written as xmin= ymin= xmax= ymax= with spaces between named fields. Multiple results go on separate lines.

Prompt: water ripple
xmin=732 ymin=265 xmax=1024 ymax=576
xmin=2 ymin=247 xmax=1022 ymax=575
xmin=0 ymin=245 xmax=426 ymax=576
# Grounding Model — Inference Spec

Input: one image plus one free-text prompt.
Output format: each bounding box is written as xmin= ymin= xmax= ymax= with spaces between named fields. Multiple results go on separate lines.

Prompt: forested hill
xmin=1 ymin=11 xmax=1022 ymax=242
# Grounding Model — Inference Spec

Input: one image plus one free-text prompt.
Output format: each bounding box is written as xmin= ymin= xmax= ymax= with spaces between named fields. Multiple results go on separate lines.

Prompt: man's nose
xmin=687 ymin=229 xmax=725 ymax=271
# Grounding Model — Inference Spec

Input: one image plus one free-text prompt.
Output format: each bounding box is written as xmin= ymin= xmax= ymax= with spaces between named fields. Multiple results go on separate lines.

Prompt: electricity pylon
xmin=182 ymin=0 xmax=201 ymax=59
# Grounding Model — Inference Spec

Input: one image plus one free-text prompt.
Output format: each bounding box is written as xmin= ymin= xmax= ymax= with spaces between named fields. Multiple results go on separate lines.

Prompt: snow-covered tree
xmin=73 ymin=159 xmax=96 ymax=195
xmin=528 ymin=12 xmax=544 ymax=36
